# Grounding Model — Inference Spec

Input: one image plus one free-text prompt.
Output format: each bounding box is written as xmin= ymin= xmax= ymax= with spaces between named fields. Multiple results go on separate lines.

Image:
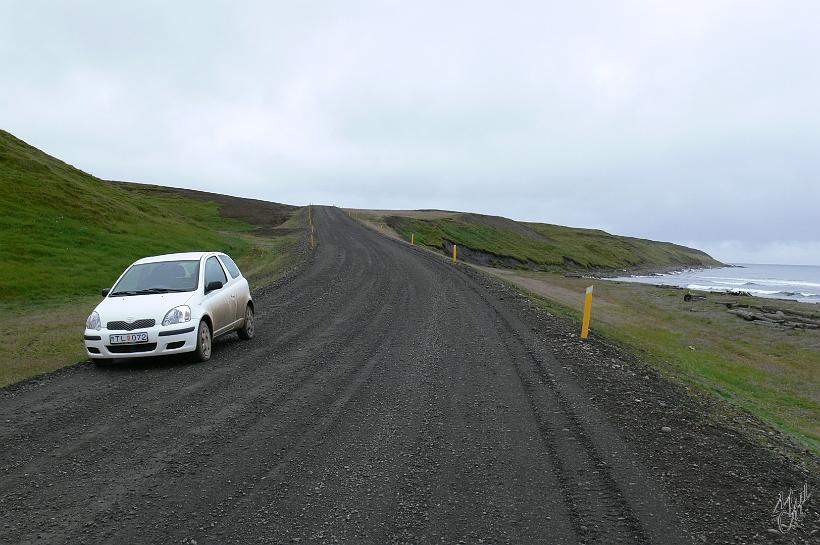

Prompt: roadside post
xmin=452 ymin=244 xmax=457 ymax=263
xmin=411 ymin=233 xmax=415 ymax=245
xmin=581 ymin=285 xmax=593 ymax=339
xmin=308 ymin=205 xmax=316 ymax=249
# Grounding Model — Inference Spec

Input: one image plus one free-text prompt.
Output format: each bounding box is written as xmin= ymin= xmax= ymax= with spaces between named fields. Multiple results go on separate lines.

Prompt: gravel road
xmin=1 ymin=207 xmax=815 ymax=544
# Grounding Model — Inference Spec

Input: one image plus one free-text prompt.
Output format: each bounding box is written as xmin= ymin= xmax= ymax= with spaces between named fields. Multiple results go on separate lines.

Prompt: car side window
xmin=218 ymin=254 xmax=242 ymax=279
xmin=204 ymin=256 xmax=227 ymax=287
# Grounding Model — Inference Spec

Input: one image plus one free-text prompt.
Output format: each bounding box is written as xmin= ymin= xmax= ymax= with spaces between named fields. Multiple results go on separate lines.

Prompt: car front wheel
xmin=238 ymin=304 xmax=254 ymax=340
xmin=195 ymin=319 xmax=212 ymax=362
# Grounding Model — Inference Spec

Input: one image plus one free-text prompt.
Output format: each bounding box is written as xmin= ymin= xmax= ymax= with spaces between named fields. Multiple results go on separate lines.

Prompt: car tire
xmin=91 ymin=358 xmax=113 ymax=366
xmin=237 ymin=304 xmax=255 ymax=340
xmin=194 ymin=319 xmax=212 ymax=362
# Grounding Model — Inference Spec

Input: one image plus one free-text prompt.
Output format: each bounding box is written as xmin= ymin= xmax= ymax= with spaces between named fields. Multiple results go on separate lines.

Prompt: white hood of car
xmin=95 ymin=292 xmax=195 ymax=324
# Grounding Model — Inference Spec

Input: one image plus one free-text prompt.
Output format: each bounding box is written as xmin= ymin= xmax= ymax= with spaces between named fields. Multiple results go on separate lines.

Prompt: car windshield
xmin=110 ymin=260 xmax=200 ymax=296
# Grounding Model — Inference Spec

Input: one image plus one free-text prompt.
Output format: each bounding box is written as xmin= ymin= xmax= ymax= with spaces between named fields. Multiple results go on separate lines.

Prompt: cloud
xmin=1 ymin=0 xmax=818 ymax=264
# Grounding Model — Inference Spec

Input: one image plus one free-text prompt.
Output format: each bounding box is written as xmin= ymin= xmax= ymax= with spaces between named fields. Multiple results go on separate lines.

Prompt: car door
xmin=218 ymin=254 xmax=244 ymax=323
xmin=203 ymin=256 xmax=233 ymax=335
xmin=223 ymin=276 xmax=240 ymax=327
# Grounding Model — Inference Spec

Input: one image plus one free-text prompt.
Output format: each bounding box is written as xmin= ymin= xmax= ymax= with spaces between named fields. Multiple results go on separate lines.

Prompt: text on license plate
xmin=109 ymin=332 xmax=149 ymax=344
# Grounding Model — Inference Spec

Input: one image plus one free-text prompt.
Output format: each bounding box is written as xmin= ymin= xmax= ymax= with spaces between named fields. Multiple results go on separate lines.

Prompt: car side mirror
xmin=205 ymin=280 xmax=223 ymax=293
xmin=101 ymin=288 xmax=111 ymax=297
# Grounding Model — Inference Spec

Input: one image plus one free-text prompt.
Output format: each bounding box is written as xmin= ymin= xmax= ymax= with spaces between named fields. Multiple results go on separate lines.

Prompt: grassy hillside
xmin=0 ymin=129 xmax=304 ymax=386
xmin=0 ymin=130 xmax=299 ymax=306
xmin=361 ymin=210 xmax=721 ymax=272
xmin=114 ymin=182 xmax=305 ymax=289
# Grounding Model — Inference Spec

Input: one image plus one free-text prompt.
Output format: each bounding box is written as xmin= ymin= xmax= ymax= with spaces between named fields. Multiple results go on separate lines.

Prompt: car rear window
xmin=219 ymin=254 xmax=242 ymax=279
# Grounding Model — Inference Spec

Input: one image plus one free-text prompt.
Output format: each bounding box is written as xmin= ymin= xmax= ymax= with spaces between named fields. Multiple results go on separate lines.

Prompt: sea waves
xmin=610 ymin=264 xmax=820 ymax=304
xmin=685 ymin=284 xmax=820 ymax=301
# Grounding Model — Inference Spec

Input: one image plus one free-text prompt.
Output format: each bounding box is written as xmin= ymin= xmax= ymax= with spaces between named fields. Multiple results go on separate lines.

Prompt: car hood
xmin=95 ymin=292 xmax=196 ymax=324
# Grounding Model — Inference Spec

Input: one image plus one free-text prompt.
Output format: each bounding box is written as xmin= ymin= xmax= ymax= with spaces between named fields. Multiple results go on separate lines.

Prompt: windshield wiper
xmin=110 ymin=288 xmax=188 ymax=296
xmin=109 ymin=290 xmax=141 ymax=297
xmin=134 ymin=288 xmax=189 ymax=294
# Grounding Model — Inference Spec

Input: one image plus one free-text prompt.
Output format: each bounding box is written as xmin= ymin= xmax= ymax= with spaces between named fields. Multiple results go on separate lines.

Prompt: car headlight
xmin=86 ymin=311 xmax=101 ymax=331
xmin=162 ymin=305 xmax=192 ymax=326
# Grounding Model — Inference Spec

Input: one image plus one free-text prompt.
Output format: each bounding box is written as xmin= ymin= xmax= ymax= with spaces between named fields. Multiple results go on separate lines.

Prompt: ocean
xmin=607 ymin=264 xmax=820 ymax=304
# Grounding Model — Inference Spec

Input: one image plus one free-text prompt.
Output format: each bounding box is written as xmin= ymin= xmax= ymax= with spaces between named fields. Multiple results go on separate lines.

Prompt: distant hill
xmin=359 ymin=210 xmax=722 ymax=273
xmin=0 ymin=130 xmax=298 ymax=304
xmin=0 ymin=127 xmax=720 ymax=303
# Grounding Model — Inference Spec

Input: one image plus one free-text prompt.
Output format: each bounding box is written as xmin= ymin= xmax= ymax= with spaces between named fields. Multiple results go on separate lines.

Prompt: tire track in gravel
xmin=51 ymin=288 xmax=410 ymax=543
xmin=407 ymin=245 xmax=686 ymax=544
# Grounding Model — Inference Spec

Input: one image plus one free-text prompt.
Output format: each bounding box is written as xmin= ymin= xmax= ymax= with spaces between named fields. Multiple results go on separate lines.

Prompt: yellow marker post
xmin=452 ymin=244 xmax=457 ymax=263
xmin=309 ymin=221 xmax=316 ymax=249
xmin=411 ymin=233 xmax=415 ymax=245
xmin=581 ymin=285 xmax=593 ymax=339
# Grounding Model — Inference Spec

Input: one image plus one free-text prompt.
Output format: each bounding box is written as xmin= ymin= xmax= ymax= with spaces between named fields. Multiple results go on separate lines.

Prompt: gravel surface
xmin=1 ymin=207 xmax=816 ymax=544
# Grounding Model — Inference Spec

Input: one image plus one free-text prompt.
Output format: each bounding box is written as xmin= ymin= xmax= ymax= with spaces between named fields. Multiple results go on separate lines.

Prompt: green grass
xmin=379 ymin=212 xmax=720 ymax=271
xmin=234 ymin=209 xmax=306 ymax=288
xmin=0 ymin=130 xmax=260 ymax=305
xmin=0 ymin=297 xmax=97 ymax=387
xmin=0 ymin=129 xmax=305 ymax=386
xmin=486 ymin=268 xmax=820 ymax=454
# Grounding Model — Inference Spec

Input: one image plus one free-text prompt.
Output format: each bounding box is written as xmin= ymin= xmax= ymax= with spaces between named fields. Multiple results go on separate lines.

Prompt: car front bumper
xmin=84 ymin=324 xmax=198 ymax=359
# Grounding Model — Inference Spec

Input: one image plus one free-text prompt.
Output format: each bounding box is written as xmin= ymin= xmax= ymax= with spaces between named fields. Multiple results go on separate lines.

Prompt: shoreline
xmin=590 ymin=264 xmax=820 ymax=306
xmin=565 ymin=262 xmax=727 ymax=280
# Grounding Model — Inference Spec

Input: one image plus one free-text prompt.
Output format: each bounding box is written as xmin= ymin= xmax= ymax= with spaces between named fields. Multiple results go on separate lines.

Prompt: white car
xmin=84 ymin=252 xmax=254 ymax=364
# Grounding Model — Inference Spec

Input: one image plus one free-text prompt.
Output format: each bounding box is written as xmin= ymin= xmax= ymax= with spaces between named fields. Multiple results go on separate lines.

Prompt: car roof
xmin=133 ymin=252 xmax=216 ymax=265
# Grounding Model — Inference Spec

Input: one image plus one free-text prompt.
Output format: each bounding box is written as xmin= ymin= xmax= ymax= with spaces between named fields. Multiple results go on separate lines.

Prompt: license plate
xmin=109 ymin=332 xmax=149 ymax=345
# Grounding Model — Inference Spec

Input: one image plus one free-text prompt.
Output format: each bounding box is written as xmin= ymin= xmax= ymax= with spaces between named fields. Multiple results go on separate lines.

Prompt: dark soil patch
xmin=253 ymin=226 xmax=306 ymax=237
xmin=115 ymin=181 xmax=299 ymax=229
xmin=440 ymin=239 xmax=536 ymax=269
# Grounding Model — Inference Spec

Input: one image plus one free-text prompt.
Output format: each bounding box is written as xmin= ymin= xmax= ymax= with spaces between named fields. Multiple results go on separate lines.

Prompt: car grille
xmin=106 ymin=343 xmax=157 ymax=354
xmin=106 ymin=319 xmax=155 ymax=331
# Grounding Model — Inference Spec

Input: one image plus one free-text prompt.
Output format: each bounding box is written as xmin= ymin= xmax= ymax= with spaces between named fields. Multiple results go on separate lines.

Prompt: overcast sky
xmin=2 ymin=1 xmax=818 ymax=264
